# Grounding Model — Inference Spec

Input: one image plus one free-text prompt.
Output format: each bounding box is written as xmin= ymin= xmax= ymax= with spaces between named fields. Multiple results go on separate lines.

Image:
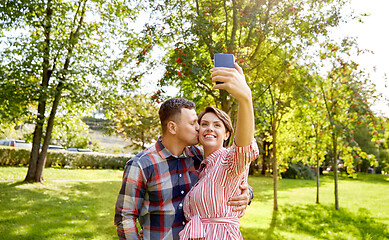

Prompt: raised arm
xmin=211 ymin=63 xmax=254 ymax=147
xmin=211 ymin=64 xmax=257 ymax=211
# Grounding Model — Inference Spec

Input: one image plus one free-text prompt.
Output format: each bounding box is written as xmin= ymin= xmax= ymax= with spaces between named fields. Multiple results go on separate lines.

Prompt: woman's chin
xmin=201 ymin=143 xmax=223 ymax=151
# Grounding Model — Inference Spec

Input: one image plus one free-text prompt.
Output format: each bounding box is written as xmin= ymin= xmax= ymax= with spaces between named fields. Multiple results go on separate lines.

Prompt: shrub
xmin=0 ymin=146 xmax=131 ymax=169
xmin=281 ymin=161 xmax=316 ymax=180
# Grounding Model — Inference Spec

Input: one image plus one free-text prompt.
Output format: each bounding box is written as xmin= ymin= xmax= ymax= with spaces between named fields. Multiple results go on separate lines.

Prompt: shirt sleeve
xmin=248 ymin=184 xmax=254 ymax=205
xmin=225 ymin=138 xmax=259 ymax=176
xmin=114 ymin=159 xmax=146 ymax=240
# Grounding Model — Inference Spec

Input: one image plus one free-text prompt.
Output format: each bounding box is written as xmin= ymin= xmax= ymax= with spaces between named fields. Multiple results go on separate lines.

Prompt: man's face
xmin=175 ymin=108 xmax=199 ymax=147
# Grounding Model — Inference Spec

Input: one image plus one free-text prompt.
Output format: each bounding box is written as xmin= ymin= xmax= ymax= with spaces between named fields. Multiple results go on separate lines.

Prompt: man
xmin=115 ymin=98 xmax=252 ymax=240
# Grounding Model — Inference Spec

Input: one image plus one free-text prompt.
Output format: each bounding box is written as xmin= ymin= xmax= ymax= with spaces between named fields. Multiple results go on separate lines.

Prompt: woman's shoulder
xmin=230 ymin=138 xmax=259 ymax=153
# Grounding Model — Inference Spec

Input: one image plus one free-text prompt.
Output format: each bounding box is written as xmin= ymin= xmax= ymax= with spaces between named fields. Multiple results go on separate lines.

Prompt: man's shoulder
xmin=187 ymin=145 xmax=204 ymax=169
xmin=188 ymin=144 xmax=204 ymax=156
xmin=125 ymin=144 xmax=158 ymax=167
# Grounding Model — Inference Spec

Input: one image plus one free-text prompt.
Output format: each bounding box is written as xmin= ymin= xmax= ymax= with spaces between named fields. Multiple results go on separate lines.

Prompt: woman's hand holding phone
xmin=211 ymin=54 xmax=251 ymax=102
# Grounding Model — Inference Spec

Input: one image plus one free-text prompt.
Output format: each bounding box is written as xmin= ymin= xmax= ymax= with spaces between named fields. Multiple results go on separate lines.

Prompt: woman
xmin=179 ymin=63 xmax=259 ymax=239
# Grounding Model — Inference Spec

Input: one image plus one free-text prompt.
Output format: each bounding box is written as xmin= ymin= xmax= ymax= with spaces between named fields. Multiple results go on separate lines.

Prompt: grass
xmin=0 ymin=167 xmax=388 ymax=240
xmin=242 ymin=173 xmax=389 ymax=240
xmin=0 ymin=167 xmax=123 ymax=240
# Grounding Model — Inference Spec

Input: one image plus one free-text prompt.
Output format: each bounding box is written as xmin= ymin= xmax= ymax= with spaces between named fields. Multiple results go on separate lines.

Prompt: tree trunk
xmin=24 ymin=0 xmax=53 ymax=183
xmin=24 ymin=110 xmax=45 ymax=182
xmin=261 ymin=139 xmax=270 ymax=175
xmin=35 ymin=83 xmax=63 ymax=182
xmin=332 ymin=132 xmax=339 ymax=210
xmin=315 ymin=127 xmax=320 ymax=204
xmin=316 ymin=151 xmax=320 ymax=204
xmin=220 ymin=90 xmax=232 ymax=116
xmin=228 ymin=0 xmax=238 ymax=52
xmin=141 ymin=131 xmax=145 ymax=148
xmin=24 ymin=0 xmax=85 ymax=183
xmin=272 ymin=117 xmax=278 ymax=211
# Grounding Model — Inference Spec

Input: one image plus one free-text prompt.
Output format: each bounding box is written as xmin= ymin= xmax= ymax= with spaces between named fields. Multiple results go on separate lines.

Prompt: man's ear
xmin=167 ymin=121 xmax=177 ymax=135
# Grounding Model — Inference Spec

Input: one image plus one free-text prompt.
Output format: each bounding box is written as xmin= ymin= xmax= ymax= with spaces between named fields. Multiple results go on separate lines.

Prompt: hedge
xmin=280 ymin=161 xmax=316 ymax=180
xmin=0 ymin=146 xmax=132 ymax=169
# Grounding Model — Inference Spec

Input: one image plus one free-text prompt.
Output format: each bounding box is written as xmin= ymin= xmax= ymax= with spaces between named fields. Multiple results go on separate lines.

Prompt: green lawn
xmin=0 ymin=167 xmax=388 ymax=240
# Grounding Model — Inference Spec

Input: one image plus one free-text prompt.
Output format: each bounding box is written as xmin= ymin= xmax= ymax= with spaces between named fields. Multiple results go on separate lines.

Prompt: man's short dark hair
xmin=159 ymin=98 xmax=196 ymax=133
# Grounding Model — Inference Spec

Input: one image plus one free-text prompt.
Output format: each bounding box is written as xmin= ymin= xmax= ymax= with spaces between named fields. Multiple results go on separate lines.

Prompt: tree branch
xmin=229 ymin=0 xmax=238 ymax=52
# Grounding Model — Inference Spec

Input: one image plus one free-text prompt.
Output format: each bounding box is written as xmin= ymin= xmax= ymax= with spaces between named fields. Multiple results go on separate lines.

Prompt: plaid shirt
xmin=115 ymin=137 xmax=203 ymax=240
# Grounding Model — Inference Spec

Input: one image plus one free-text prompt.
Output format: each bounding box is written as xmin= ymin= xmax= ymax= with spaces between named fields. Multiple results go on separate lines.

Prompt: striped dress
xmin=179 ymin=140 xmax=259 ymax=240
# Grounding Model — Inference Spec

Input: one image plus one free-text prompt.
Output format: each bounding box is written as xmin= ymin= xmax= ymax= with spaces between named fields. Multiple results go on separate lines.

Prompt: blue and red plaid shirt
xmin=115 ymin=137 xmax=203 ymax=240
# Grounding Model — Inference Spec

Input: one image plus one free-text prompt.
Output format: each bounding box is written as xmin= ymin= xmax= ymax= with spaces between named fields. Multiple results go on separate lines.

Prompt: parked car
xmin=48 ymin=145 xmax=65 ymax=151
xmin=0 ymin=139 xmax=32 ymax=149
xmin=66 ymin=148 xmax=93 ymax=153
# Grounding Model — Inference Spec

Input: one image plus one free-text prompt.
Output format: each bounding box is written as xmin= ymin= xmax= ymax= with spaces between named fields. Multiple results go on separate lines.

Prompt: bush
xmin=0 ymin=146 xmax=131 ymax=169
xmin=281 ymin=161 xmax=316 ymax=180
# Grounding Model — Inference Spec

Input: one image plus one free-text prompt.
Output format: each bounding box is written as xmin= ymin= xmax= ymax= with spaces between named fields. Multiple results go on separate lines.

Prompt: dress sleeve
xmin=114 ymin=159 xmax=146 ymax=240
xmin=224 ymin=138 xmax=259 ymax=176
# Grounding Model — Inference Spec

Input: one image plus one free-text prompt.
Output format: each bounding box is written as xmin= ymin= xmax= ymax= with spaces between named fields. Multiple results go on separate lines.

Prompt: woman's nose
xmin=205 ymin=125 xmax=214 ymax=131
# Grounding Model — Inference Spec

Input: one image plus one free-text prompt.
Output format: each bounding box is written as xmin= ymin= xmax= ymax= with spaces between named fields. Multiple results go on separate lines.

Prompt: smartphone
xmin=214 ymin=54 xmax=235 ymax=84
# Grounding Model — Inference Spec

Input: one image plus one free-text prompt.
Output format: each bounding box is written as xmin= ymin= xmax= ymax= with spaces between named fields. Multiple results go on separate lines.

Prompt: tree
xmin=291 ymin=35 xmax=382 ymax=209
xmin=133 ymin=0 xmax=365 ymax=211
xmin=278 ymin=102 xmax=329 ymax=204
xmin=106 ymin=94 xmax=160 ymax=152
xmin=0 ymin=0 xmax=144 ymax=182
xmin=49 ymin=112 xmax=92 ymax=149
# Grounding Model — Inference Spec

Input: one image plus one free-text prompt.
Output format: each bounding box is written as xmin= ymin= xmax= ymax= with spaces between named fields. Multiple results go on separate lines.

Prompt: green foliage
xmin=0 ymin=122 xmax=34 ymax=140
xmin=275 ymin=35 xmax=385 ymax=176
xmin=0 ymin=0 xmax=150 ymax=181
xmin=280 ymin=161 xmax=316 ymax=180
xmin=0 ymin=0 xmax=147 ymax=119
xmin=89 ymin=139 xmax=127 ymax=155
xmin=0 ymin=114 xmax=92 ymax=149
xmin=378 ymin=149 xmax=389 ymax=174
xmin=0 ymin=146 xmax=129 ymax=169
xmin=50 ymin=115 xmax=91 ymax=148
xmin=384 ymin=120 xmax=389 ymax=149
xmin=0 ymin=146 xmax=31 ymax=166
xmin=144 ymin=0 xmax=350 ymax=111
xmin=106 ymin=94 xmax=160 ymax=151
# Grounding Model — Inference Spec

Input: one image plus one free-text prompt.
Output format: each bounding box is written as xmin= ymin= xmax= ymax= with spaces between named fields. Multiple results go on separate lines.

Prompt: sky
xmin=334 ymin=0 xmax=389 ymax=117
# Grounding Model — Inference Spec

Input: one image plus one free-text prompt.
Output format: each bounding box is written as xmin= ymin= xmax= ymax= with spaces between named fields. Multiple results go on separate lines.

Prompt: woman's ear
xmin=167 ymin=121 xmax=177 ymax=135
xmin=225 ymin=131 xmax=231 ymax=141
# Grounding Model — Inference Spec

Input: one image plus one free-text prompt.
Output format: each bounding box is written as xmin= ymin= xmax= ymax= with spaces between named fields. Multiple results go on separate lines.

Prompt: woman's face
xmin=199 ymin=112 xmax=230 ymax=153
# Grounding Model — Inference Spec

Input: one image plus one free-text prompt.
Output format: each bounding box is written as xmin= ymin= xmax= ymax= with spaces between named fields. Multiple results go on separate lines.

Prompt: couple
xmin=115 ymin=63 xmax=259 ymax=240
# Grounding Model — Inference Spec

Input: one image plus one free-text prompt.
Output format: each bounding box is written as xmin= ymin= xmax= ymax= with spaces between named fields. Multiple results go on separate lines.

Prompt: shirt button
xmin=182 ymin=221 xmax=185 ymax=225
xmin=181 ymin=190 xmax=185 ymax=194
xmin=179 ymin=174 xmax=182 ymax=177
xmin=179 ymin=203 xmax=183 ymax=208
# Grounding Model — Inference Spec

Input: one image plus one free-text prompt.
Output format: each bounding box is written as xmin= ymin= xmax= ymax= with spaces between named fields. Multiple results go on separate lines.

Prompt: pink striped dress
xmin=179 ymin=140 xmax=259 ymax=240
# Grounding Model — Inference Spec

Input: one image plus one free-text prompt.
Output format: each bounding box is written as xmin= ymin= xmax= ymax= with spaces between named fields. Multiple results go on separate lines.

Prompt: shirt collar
xmin=204 ymin=147 xmax=225 ymax=165
xmin=155 ymin=136 xmax=195 ymax=160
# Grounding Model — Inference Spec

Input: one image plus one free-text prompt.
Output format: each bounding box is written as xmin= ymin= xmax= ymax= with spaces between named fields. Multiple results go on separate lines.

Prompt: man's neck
xmin=161 ymin=134 xmax=187 ymax=157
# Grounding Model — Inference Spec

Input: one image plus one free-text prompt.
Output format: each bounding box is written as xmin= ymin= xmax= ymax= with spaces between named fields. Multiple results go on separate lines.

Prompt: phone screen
xmin=214 ymin=54 xmax=235 ymax=68
xmin=214 ymin=54 xmax=235 ymax=84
